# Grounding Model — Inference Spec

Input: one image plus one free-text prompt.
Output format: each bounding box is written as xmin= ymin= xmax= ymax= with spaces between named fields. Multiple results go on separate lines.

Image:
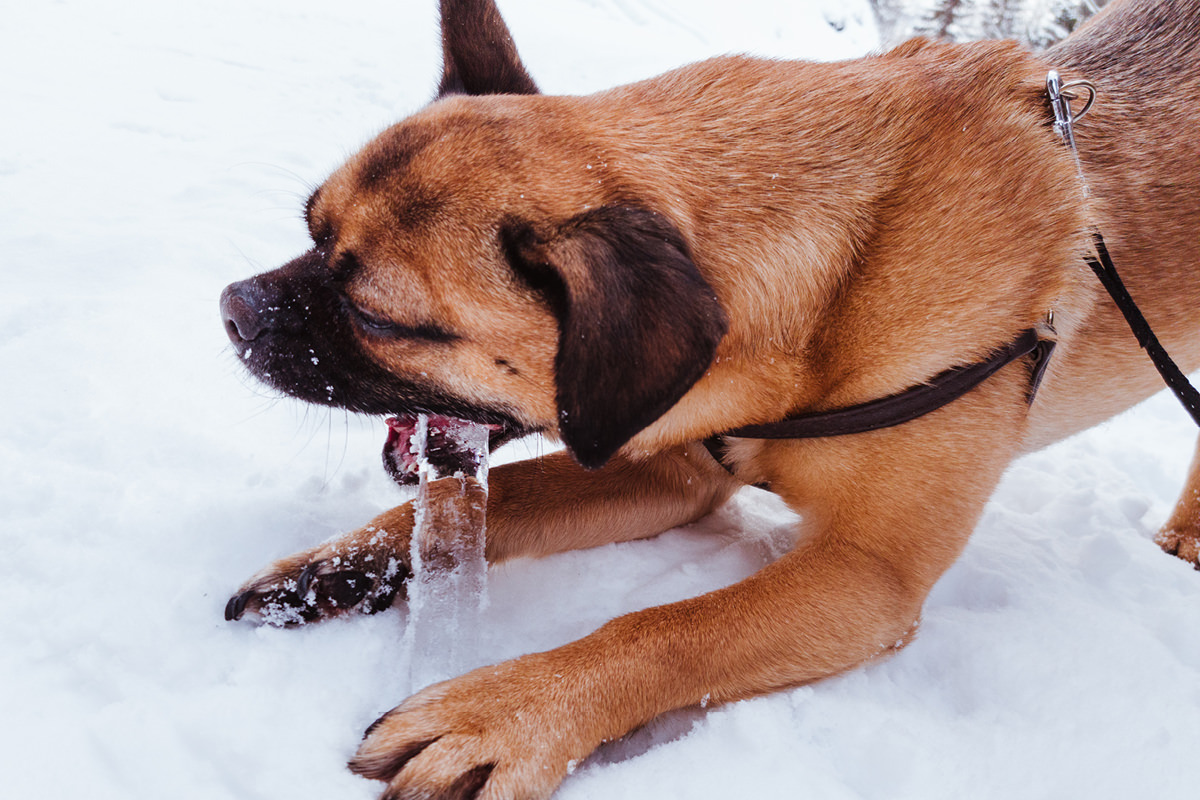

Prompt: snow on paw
xmin=226 ymin=506 xmax=415 ymax=625
xmin=350 ymin=657 xmax=587 ymax=800
xmin=225 ymin=556 xmax=400 ymax=626
xmin=1155 ymin=528 xmax=1200 ymax=569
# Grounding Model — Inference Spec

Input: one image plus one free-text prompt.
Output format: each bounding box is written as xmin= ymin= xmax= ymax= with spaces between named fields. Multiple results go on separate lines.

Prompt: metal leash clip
xmin=1046 ymin=70 xmax=1097 ymax=151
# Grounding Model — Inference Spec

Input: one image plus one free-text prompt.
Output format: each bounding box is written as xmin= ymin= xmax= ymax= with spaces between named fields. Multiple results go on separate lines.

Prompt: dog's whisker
xmin=322 ymin=407 xmax=335 ymax=490
xmin=338 ymin=410 xmax=352 ymax=479
xmin=226 ymin=239 xmax=265 ymax=274
xmin=228 ymin=161 xmax=319 ymax=193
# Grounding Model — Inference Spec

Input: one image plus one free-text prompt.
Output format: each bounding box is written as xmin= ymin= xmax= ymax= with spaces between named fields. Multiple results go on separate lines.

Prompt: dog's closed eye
xmin=342 ymin=296 xmax=458 ymax=344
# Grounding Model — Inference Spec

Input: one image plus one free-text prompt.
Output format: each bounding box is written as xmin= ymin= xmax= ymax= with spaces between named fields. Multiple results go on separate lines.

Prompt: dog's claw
xmin=297 ymin=560 xmax=323 ymax=597
xmin=225 ymin=590 xmax=251 ymax=621
xmin=362 ymin=708 xmax=397 ymax=742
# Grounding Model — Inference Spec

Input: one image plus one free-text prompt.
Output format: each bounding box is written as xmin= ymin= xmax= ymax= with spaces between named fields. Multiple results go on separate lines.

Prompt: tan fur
xmin=228 ymin=1 xmax=1200 ymax=797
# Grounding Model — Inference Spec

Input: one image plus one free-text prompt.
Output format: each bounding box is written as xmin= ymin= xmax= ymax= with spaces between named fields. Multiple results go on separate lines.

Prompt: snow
xmin=1 ymin=1 xmax=1197 ymax=798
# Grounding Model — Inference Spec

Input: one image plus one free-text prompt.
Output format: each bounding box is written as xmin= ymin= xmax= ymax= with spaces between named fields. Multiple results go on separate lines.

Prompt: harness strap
xmin=716 ymin=328 xmax=1048 ymax=442
xmin=706 ymin=329 xmax=1053 ymax=477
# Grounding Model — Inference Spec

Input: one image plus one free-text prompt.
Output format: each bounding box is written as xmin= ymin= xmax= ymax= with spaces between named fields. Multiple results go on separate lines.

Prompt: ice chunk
xmin=403 ymin=414 xmax=490 ymax=691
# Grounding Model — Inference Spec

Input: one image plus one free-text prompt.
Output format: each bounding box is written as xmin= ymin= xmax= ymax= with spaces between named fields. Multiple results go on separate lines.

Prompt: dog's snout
xmin=220 ymin=281 xmax=267 ymax=346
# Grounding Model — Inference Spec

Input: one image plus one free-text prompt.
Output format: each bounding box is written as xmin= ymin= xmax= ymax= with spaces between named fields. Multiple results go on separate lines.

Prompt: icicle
xmin=404 ymin=414 xmax=490 ymax=692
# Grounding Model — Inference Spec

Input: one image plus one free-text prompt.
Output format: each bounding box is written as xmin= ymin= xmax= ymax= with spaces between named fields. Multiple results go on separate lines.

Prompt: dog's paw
xmin=225 ymin=506 xmax=415 ymax=625
xmin=350 ymin=656 xmax=593 ymax=800
xmin=1156 ymin=527 xmax=1200 ymax=570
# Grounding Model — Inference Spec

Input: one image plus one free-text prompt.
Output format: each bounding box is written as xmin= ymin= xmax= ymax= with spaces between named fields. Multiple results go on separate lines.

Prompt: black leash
xmin=1048 ymin=70 xmax=1200 ymax=428
xmin=1084 ymin=233 xmax=1200 ymax=425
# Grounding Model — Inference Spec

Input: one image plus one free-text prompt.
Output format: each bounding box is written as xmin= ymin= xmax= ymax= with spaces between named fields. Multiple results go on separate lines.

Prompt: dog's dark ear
xmin=437 ymin=0 xmax=539 ymax=97
xmin=503 ymin=207 xmax=728 ymax=469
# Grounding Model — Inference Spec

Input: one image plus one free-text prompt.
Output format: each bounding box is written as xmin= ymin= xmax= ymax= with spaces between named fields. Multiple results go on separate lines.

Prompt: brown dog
xmin=219 ymin=0 xmax=1200 ymax=797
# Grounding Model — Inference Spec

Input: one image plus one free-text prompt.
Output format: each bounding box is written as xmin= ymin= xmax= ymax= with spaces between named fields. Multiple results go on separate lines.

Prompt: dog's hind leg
xmin=224 ymin=444 xmax=740 ymax=624
xmin=1156 ymin=435 xmax=1200 ymax=569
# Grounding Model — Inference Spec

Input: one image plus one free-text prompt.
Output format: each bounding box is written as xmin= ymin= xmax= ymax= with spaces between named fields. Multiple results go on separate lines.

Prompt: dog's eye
xmin=351 ymin=303 xmax=396 ymax=331
xmin=343 ymin=297 xmax=457 ymax=343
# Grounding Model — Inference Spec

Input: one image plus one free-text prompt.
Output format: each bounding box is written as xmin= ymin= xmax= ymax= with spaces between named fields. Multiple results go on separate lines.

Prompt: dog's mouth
xmin=383 ymin=414 xmax=514 ymax=486
xmin=221 ymin=266 xmax=536 ymax=482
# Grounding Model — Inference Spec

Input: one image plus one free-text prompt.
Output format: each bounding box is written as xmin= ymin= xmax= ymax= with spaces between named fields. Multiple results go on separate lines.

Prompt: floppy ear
xmin=503 ymin=207 xmax=729 ymax=469
xmin=437 ymin=0 xmax=539 ymax=97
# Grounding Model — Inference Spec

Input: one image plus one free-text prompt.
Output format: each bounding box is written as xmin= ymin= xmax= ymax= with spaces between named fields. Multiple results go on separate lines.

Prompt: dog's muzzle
xmin=219 ymin=265 xmax=530 ymax=468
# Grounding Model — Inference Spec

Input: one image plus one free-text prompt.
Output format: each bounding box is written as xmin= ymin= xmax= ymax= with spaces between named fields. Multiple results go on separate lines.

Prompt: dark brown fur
xmin=221 ymin=1 xmax=1200 ymax=798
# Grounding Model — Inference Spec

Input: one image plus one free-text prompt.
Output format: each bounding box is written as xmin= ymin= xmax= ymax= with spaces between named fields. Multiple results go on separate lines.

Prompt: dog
xmin=219 ymin=0 xmax=1200 ymax=797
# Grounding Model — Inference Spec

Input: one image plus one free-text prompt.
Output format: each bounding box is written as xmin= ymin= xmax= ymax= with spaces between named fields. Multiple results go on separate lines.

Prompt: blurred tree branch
xmin=869 ymin=0 xmax=1108 ymax=47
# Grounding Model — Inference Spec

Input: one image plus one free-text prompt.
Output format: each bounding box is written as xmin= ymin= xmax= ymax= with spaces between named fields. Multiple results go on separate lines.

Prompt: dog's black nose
xmin=220 ymin=280 xmax=266 ymax=346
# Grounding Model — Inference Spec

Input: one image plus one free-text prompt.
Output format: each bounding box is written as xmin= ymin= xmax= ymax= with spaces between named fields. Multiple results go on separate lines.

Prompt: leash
xmin=704 ymin=71 xmax=1200 ymax=479
xmin=1047 ymin=70 xmax=1200 ymax=427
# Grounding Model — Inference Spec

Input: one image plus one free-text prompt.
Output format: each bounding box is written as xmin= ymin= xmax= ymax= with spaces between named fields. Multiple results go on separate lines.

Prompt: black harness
xmin=705 ymin=71 xmax=1200 ymax=480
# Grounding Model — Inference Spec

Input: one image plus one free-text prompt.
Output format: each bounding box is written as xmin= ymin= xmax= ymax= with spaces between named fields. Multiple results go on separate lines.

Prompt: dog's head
xmin=220 ymin=0 xmax=728 ymax=470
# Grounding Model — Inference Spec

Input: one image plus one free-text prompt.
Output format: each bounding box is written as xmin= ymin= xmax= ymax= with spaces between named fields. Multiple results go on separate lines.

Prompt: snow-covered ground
xmin=2 ymin=1 xmax=1198 ymax=797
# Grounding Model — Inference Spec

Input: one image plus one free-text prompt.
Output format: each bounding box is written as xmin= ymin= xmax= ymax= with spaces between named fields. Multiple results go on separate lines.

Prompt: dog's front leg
xmin=225 ymin=444 xmax=739 ymax=624
xmin=349 ymin=414 xmax=1020 ymax=800
xmin=348 ymin=542 xmax=926 ymax=800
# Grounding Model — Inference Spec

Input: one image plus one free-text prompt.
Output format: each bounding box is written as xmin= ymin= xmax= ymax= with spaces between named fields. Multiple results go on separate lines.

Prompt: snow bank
xmin=1 ymin=1 xmax=1196 ymax=798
